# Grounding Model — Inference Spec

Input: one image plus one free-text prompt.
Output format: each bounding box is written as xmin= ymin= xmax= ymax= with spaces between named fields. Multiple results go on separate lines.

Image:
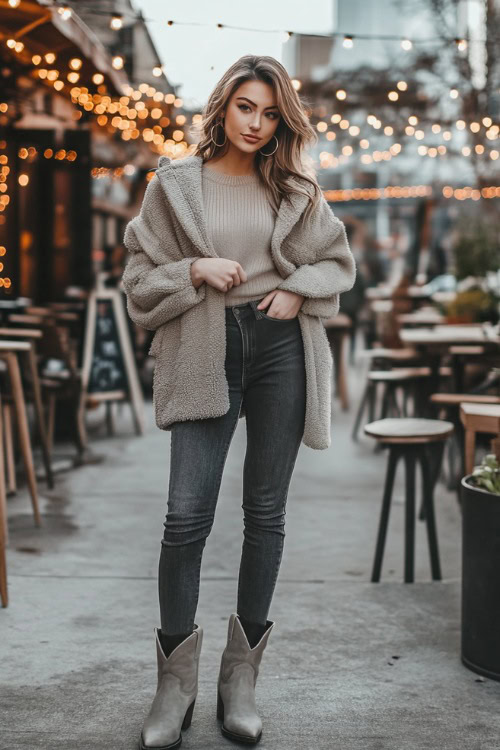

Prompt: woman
xmin=122 ymin=55 xmax=355 ymax=750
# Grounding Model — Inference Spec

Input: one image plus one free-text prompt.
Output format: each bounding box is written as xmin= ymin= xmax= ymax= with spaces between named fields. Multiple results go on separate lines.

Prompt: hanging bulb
xmin=58 ymin=5 xmax=72 ymax=20
xmin=110 ymin=14 xmax=123 ymax=30
xmin=343 ymin=35 xmax=354 ymax=48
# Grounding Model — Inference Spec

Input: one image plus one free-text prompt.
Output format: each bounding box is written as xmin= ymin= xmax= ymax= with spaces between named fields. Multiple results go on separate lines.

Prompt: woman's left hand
xmin=256 ymin=290 xmax=304 ymax=319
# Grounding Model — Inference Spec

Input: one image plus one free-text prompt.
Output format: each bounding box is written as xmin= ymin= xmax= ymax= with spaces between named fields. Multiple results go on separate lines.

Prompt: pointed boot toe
xmin=139 ymin=625 xmax=202 ymax=750
xmin=217 ymin=614 xmax=274 ymax=744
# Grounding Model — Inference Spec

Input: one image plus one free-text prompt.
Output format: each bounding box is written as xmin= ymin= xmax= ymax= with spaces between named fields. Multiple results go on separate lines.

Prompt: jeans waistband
xmin=225 ymin=297 xmax=266 ymax=322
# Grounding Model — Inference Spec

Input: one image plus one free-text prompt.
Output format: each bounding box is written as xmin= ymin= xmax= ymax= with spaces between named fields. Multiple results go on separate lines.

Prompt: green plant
xmin=453 ymin=219 xmax=500 ymax=280
xmin=471 ymin=454 xmax=500 ymax=495
xmin=445 ymin=288 xmax=499 ymax=323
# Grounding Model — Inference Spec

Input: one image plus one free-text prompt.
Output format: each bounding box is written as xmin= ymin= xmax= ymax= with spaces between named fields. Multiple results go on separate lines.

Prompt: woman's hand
xmin=256 ymin=290 xmax=304 ymax=319
xmin=191 ymin=258 xmax=247 ymax=292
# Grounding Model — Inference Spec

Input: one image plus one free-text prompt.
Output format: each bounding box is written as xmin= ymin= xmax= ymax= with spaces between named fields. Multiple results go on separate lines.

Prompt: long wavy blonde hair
xmin=189 ymin=55 xmax=322 ymax=229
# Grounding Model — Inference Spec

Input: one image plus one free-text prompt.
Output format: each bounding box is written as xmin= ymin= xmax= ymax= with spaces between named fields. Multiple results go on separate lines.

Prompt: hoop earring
xmin=210 ymin=122 xmax=227 ymax=147
xmin=259 ymin=135 xmax=278 ymax=156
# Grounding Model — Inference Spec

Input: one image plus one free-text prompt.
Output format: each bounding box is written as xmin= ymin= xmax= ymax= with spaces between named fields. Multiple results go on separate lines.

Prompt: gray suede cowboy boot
xmin=217 ymin=613 xmax=275 ymax=744
xmin=140 ymin=624 xmax=203 ymax=750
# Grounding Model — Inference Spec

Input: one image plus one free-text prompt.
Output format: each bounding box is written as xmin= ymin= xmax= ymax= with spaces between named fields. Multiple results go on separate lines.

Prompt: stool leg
xmin=368 ymin=381 xmax=376 ymax=423
xmin=380 ymin=384 xmax=390 ymax=420
xmin=5 ymin=353 xmax=41 ymax=527
xmin=352 ymin=380 xmax=370 ymax=441
xmin=404 ymin=449 xmax=417 ymax=583
xmin=3 ymin=404 xmax=16 ymax=494
xmin=419 ymin=447 xmax=442 ymax=581
xmin=371 ymin=446 xmax=399 ymax=583
xmin=388 ymin=385 xmax=401 ymax=418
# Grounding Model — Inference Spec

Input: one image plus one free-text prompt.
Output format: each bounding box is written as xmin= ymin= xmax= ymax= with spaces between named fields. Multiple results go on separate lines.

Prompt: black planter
xmin=461 ymin=476 xmax=500 ymax=681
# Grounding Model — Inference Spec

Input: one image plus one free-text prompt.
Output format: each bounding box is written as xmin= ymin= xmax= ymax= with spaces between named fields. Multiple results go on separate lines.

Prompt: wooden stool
xmin=324 ymin=314 xmax=352 ymax=411
xmin=353 ymin=367 xmax=432 ymax=441
xmin=0 ymin=391 xmax=8 ymax=606
xmin=364 ymin=418 xmax=454 ymax=583
xmin=0 ymin=327 xmax=54 ymax=488
xmin=0 ymin=343 xmax=41 ymax=526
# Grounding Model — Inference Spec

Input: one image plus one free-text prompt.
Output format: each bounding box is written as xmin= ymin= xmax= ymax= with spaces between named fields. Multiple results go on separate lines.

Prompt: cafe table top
xmin=398 ymin=311 xmax=445 ymax=326
xmin=400 ymin=325 xmax=500 ymax=347
xmin=0 ymin=340 xmax=31 ymax=352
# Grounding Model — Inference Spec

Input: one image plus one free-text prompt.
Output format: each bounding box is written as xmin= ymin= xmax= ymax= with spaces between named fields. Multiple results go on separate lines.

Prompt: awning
xmin=0 ymin=0 xmax=129 ymax=94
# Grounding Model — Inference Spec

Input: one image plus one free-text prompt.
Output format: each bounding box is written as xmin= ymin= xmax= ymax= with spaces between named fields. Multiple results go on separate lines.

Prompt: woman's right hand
xmin=191 ymin=258 xmax=247 ymax=292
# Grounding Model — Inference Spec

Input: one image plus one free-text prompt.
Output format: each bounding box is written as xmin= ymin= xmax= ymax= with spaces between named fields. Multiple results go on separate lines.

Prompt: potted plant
xmin=445 ymin=288 xmax=499 ymax=324
xmin=461 ymin=444 xmax=500 ymax=681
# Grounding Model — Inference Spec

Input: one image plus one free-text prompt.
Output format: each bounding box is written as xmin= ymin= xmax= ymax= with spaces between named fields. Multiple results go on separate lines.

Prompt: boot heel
xmin=182 ymin=698 xmax=196 ymax=730
xmin=216 ymin=689 xmax=224 ymax=721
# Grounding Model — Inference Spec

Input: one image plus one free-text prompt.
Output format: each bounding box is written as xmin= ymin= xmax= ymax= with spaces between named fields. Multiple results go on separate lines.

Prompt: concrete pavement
xmin=1 ymin=362 xmax=499 ymax=749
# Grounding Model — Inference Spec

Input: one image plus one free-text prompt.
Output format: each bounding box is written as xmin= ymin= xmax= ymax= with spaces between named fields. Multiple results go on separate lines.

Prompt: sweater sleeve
xmin=121 ymin=177 xmax=206 ymax=331
xmin=276 ymin=194 xmax=356 ymax=319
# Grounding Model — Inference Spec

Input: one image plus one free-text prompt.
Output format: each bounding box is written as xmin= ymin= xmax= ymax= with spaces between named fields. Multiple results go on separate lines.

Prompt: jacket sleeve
xmin=121 ymin=176 xmax=206 ymax=331
xmin=276 ymin=193 xmax=356 ymax=319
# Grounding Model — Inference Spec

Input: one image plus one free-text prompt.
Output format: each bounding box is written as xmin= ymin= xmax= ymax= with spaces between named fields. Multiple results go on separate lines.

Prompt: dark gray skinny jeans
xmin=158 ymin=297 xmax=306 ymax=634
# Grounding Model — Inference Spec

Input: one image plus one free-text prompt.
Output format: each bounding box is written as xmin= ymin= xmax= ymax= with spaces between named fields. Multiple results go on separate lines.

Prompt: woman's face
xmin=221 ymin=80 xmax=281 ymax=154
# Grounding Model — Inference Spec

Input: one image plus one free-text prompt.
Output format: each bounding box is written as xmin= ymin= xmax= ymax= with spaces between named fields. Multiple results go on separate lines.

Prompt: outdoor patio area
xmin=2 ymin=366 xmax=498 ymax=750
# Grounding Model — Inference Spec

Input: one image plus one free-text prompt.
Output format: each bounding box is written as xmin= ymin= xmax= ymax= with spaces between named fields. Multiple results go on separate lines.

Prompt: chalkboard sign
xmin=88 ymin=299 xmax=127 ymax=393
xmin=82 ymin=283 xmax=144 ymax=435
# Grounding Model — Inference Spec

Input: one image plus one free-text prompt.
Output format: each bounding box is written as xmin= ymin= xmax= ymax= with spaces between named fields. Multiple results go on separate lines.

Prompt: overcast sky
xmin=138 ymin=1 xmax=334 ymax=108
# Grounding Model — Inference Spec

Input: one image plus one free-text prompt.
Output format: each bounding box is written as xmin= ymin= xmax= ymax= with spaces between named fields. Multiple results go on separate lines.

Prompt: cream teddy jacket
xmin=122 ymin=153 xmax=356 ymax=450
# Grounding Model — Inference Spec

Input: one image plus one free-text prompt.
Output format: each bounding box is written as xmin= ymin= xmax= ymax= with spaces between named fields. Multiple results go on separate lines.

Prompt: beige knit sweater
xmin=201 ymin=164 xmax=283 ymax=306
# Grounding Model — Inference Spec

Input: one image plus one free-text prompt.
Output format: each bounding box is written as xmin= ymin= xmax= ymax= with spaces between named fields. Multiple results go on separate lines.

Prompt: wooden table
xmin=460 ymin=403 xmax=500 ymax=474
xmin=398 ymin=311 xmax=444 ymax=327
xmin=400 ymin=325 xmax=500 ymax=397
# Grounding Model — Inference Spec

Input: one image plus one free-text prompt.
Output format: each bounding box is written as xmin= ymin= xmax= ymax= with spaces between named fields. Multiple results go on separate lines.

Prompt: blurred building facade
xmin=0 ymin=0 xmax=186 ymax=302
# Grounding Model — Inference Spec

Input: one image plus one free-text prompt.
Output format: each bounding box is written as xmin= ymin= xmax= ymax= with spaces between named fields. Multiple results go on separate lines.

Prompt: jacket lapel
xmin=156 ymin=153 xmax=309 ymax=278
xmin=156 ymin=155 xmax=217 ymax=258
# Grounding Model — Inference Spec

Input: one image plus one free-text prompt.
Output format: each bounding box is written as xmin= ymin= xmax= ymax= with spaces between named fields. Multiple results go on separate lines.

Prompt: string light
xmin=112 ymin=55 xmax=124 ymax=70
xmin=8 ymin=0 xmax=21 ymax=7
xmin=343 ymin=36 xmax=354 ymax=49
xmin=401 ymin=39 xmax=413 ymax=50
xmin=57 ymin=5 xmax=72 ymax=20
xmin=443 ymin=185 xmax=500 ymax=200
xmin=152 ymin=66 xmax=163 ymax=77
xmin=323 ymin=185 xmax=432 ymax=202
xmin=110 ymin=14 xmax=123 ymax=30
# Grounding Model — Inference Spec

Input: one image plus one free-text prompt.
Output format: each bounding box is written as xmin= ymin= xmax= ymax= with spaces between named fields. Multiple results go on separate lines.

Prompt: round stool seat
xmin=368 ymin=367 xmax=431 ymax=382
xmin=359 ymin=347 xmax=419 ymax=362
xmin=364 ymin=418 xmax=454 ymax=444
